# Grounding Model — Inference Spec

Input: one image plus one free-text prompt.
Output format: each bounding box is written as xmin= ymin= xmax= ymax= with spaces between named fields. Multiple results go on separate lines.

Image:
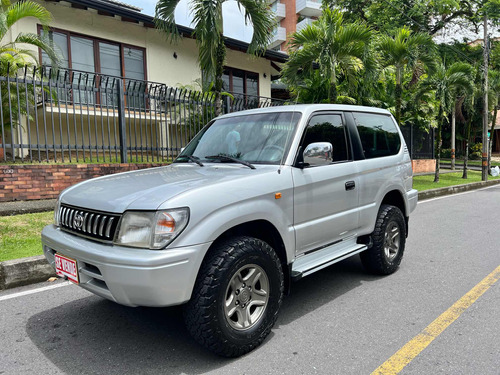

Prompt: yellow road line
xmin=372 ymin=265 xmax=500 ymax=375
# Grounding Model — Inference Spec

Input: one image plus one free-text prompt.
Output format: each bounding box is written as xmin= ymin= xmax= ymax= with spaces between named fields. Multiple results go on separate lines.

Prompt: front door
xmin=292 ymin=113 xmax=359 ymax=255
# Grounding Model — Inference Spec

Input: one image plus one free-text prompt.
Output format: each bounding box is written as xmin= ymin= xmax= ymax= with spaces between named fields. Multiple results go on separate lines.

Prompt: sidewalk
xmin=0 ymin=199 xmax=56 ymax=216
xmin=2 ymin=177 xmax=500 ymax=290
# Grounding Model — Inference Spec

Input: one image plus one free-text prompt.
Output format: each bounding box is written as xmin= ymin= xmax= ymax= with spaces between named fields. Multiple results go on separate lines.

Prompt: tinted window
xmin=353 ymin=113 xmax=401 ymax=159
xmin=302 ymin=114 xmax=349 ymax=164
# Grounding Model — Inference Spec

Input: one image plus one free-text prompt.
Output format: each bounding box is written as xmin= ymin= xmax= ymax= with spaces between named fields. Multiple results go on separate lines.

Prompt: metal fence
xmin=0 ymin=66 xmax=288 ymax=163
xmin=400 ymin=124 xmax=435 ymax=159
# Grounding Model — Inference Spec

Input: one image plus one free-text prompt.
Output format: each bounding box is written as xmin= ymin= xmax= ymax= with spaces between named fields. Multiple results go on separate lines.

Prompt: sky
xmin=124 ymin=0 xmax=254 ymax=42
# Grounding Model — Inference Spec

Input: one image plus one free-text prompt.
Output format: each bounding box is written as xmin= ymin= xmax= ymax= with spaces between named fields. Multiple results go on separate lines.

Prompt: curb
xmin=0 ymin=199 xmax=56 ymax=217
xmin=418 ymin=178 xmax=500 ymax=200
xmin=0 ymin=255 xmax=56 ymax=290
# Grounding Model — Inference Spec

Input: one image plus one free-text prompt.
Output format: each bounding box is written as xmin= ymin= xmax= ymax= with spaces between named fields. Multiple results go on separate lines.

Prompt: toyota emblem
xmin=73 ymin=213 xmax=84 ymax=229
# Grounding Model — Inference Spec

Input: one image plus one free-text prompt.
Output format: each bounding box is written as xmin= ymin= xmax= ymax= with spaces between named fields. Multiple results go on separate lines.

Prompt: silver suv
xmin=42 ymin=104 xmax=418 ymax=357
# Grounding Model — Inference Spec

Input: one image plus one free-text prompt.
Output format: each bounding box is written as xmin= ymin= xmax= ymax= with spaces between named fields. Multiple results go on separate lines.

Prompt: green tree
xmin=281 ymin=8 xmax=371 ymax=104
xmin=488 ymin=69 xmax=500 ymax=169
xmin=0 ymin=0 xmax=58 ymax=140
xmin=419 ymin=62 xmax=474 ymax=182
xmin=155 ymin=0 xmax=274 ymax=116
xmin=378 ymin=27 xmax=436 ymax=126
xmin=322 ymin=0 xmax=500 ymax=36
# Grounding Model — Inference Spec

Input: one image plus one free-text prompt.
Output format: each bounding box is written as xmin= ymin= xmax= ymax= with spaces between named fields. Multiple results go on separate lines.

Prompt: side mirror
xmin=303 ymin=142 xmax=333 ymax=167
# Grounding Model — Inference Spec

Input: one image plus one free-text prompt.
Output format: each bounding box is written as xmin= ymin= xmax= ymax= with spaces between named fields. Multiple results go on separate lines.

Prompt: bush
xmin=441 ymin=148 xmax=451 ymax=158
xmin=470 ymin=151 xmax=482 ymax=160
xmin=470 ymin=143 xmax=482 ymax=154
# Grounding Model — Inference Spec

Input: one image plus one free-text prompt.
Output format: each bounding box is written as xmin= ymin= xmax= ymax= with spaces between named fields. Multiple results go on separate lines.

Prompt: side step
xmin=291 ymin=241 xmax=367 ymax=282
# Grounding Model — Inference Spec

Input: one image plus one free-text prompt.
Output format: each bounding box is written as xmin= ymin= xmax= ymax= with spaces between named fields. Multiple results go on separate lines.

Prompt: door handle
xmin=345 ymin=181 xmax=355 ymax=191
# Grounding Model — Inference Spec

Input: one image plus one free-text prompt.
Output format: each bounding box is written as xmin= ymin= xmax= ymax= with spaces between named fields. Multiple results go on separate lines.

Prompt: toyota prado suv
xmin=42 ymin=104 xmax=418 ymax=357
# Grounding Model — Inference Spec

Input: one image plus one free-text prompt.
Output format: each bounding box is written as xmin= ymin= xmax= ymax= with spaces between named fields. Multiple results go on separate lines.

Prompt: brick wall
xmin=412 ymin=159 xmax=436 ymax=173
xmin=0 ymin=163 xmax=168 ymax=202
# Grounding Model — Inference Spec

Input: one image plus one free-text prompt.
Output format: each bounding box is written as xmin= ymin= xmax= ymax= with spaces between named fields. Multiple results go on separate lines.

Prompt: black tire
xmin=360 ymin=204 xmax=406 ymax=275
xmin=184 ymin=236 xmax=284 ymax=357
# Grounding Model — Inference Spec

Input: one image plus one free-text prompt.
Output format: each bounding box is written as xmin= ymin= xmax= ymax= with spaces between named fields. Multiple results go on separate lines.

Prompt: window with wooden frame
xmin=222 ymin=67 xmax=259 ymax=97
xmin=38 ymin=26 xmax=147 ymax=107
xmin=38 ymin=26 xmax=146 ymax=80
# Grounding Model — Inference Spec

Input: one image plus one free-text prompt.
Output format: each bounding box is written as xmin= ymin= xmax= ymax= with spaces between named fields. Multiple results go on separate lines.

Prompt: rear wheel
xmin=184 ymin=236 xmax=284 ymax=357
xmin=361 ymin=204 xmax=406 ymax=275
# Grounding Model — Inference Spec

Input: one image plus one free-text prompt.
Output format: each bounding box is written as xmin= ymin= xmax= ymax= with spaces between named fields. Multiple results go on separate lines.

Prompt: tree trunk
xmin=488 ymin=105 xmax=498 ymax=171
xmin=451 ymin=106 xmax=456 ymax=170
xmin=214 ymin=37 xmax=226 ymax=117
xmin=395 ymin=67 xmax=402 ymax=126
xmin=329 ymin=66 xmax=337 ymax=104
xmin=434 ymin=109 xmax=443 ymax=183
xmin=463 ymin=120 xmax=471 ymax=179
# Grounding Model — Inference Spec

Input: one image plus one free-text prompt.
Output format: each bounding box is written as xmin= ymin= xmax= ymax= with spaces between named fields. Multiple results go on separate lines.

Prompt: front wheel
xmin=184 ymin=236 xmax=284 ymax=357
xmin=360 ymin=204 xmax=406 ymax=275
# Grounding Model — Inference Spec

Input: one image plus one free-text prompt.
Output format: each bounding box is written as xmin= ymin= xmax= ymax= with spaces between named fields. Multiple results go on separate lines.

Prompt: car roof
xmin=217 ymin=104 xmax=392 ymax=120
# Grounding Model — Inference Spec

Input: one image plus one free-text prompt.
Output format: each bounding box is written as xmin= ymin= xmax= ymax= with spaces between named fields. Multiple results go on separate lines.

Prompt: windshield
xmin=175 ymin=112 xmax=301 ymax=165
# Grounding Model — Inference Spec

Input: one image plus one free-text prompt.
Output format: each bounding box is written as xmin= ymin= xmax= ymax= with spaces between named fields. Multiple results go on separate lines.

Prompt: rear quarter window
xmin=353 ymin=113 xmax=401 ymax=159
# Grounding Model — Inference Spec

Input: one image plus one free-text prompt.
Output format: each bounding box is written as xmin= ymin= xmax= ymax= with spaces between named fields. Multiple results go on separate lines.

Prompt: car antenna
xmin=278 ymin=93 xmax=300 ymax=175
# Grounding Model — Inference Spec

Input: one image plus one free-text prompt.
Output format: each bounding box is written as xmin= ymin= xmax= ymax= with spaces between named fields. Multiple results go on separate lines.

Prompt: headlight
xmin=114 ymin=208 xmax=189 ymax=249
xmin=54 ymin=197 xmax=61 ymax=226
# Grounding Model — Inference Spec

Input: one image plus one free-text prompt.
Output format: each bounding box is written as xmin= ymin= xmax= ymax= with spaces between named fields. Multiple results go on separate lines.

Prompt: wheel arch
xmin=203 ymin=220 xmax=291 ymax=294
xmin=381 ymin=189 xmax=409 ymax=236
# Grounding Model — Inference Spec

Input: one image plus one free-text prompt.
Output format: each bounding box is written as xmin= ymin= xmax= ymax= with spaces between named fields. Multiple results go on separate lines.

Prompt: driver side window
xmin=301 ymin=114 xmax=350 ymax=166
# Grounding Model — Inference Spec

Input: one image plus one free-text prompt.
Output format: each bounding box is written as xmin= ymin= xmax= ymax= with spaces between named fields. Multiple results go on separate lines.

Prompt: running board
xmin=291 ymin=241 xmax=367 ymax=281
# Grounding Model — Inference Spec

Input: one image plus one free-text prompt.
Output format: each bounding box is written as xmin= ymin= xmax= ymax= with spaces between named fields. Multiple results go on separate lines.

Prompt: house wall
xmin=7 ymin=0 xmax=272 ymax=96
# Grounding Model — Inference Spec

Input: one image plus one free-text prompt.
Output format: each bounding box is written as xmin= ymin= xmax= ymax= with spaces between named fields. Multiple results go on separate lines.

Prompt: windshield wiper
xmin=205 ymin=155 xmax=256 ymax=169
xmin=177 ymin=155 xmax=204 ymax=166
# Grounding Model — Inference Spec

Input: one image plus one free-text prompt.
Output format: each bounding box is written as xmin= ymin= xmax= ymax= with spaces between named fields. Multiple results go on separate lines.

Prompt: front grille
xmin=59 ymin=205 xmax=120 ymax=242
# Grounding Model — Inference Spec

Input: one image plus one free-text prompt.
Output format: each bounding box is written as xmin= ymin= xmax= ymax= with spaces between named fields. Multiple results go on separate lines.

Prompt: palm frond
xmin=236 ymin=0 xmax=274 ymax=55
xmin=6 ymin=0 xmax=52 ymax=30
xmin=154 ymin=0 xmax=183 ymax=43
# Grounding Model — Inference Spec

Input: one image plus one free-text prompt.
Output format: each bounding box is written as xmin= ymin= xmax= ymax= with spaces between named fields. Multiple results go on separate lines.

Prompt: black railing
xmin=0 ymin=66 xmax=289 ymax=163
xmin=400 ymin=124 xmax=435 ymax=160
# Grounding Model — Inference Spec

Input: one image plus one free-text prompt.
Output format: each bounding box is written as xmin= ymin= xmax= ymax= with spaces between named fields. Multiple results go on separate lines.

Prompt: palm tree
xmin=281 ymin=8 xmax=371 ymax=104
xmin=419 ymin=62 xmax=474 ymax=182
xmin=0 ymin=0 xmax=59 ymax=147
xmin=378 ymin=27 xmax=436 ymax=126
xmin=155 ymin=0 xmax=274 ymax=116
xmin=488 ymin=70 xmax=500 ymax=170
xmin=0 ymin=0 xmax=58 ymax=73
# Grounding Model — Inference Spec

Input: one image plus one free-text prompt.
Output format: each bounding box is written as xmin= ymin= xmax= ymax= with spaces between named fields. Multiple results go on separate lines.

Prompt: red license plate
xmin=55 ymin=253 xmax=79 ymax=284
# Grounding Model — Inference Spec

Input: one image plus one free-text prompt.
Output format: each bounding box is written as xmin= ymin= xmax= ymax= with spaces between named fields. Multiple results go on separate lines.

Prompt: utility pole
xmin=482 ymin=12 xmax=489 ymax=181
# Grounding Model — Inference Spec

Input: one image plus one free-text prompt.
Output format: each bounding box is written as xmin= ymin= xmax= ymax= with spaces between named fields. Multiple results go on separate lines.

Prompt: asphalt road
xmin=1 ymin=186 xmax=499 ymax=375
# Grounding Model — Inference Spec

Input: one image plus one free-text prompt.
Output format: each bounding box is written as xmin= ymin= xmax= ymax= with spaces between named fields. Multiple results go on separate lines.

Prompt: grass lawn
xmin=413 ymin=170 xmax=500 ymax=191
xmin=440 ymin=158 xmax=500 ymax=167
xmin=0 ymin=211 xmax=53 ymax=262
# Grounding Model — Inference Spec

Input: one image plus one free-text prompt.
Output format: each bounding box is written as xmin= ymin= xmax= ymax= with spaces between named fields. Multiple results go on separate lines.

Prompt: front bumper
xmin=42 ymin=225 xmax=211 ymax=307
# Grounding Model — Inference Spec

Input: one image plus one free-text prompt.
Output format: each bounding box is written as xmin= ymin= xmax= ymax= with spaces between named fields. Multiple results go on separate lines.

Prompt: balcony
xmin=1 ymin=66 xmax=289 ymax=163
xmin=271 ymin=2 xmax=286 ymax=20
xmin=296 ymin=0 xmax=322 ymax=18
xmin=296 ymin=17 xmax=315 ymax=33
xmin=269 ymin=26 xmax=286 ymax=49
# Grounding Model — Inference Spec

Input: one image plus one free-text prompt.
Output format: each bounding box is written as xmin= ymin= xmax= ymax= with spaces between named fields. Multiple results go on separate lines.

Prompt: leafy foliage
xmin=0 ymin=0 xmax=59 ymax=136
xmin=281 ymin=8 xmax=371 ymax=104
xmin=155 ymin=0 xmax=274 ymax=116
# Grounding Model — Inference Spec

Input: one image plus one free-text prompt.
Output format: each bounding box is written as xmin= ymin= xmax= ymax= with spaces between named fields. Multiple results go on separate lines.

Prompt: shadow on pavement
xmin=26 ymin=256 xmax=382 ymax=374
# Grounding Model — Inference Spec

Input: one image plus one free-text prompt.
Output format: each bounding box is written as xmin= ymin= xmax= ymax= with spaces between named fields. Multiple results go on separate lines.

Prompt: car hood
xmin=60 ymin=163 xmax=277 ymax=213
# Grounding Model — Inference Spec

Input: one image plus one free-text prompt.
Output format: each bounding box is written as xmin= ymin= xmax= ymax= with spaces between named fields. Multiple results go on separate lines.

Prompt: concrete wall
xmin=5 ymin=0 xmax=273 ymax=94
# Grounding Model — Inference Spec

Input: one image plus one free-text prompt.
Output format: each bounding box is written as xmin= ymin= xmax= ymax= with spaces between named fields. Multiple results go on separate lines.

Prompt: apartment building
xmin=268 ymin=0 xmax=322 ymax=52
